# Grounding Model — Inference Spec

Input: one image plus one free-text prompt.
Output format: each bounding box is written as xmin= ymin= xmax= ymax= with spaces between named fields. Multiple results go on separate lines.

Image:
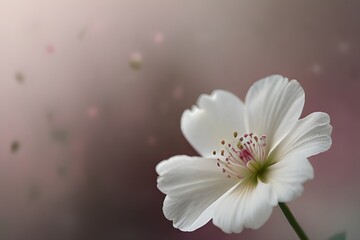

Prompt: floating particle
xmin=52 ymin=128 xmax=69 ymax=144
xmin=172 ymin=85 xmax=184 ymax=100
xmin=15 ymin=71 xmax=25 ymax=84
xmin=10 ymin=141 xmax=20 ymax=153
xmin=78 ymin=27 xmax=87 ymax=39
xmin=338 ymin=41 xmax=350 ymax=54
xmin=311 ymin=63 xmax=323 ymax=75
xmin=129 ymin=52 xmax=143 ymax=70
xmin=87 ymin=105 xmax=99 ymax=118
xmin=147 ymin=135 xmax=157 ymax=147
xmin=46 ymin=44 xmax=55 ymax=54
xmin=154 ymin=32 xmax=164 ymax=44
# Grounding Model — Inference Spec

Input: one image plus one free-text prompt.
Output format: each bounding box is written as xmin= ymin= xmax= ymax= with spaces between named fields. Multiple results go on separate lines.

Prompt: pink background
xmin=0 ymin=1 xmax=359 ymax=239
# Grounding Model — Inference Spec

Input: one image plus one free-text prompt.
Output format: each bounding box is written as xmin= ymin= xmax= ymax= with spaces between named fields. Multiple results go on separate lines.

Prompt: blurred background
xmin=0 ymin=0 xmax=360 ymax=239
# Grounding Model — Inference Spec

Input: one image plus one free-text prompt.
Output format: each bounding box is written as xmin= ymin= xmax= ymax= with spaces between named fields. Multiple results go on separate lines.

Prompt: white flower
xmin=156 ymin=75 xmax=332 ymax=233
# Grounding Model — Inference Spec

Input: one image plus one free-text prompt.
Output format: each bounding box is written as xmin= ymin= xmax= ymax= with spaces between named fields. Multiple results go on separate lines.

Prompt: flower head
xmin=156 ymin=75 xmax=332 ymax=233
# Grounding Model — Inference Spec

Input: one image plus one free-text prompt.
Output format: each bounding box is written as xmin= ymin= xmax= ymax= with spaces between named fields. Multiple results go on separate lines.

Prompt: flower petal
xmin=156 ymin=155 xmax=238 ymax=231
xmin=267 ymin=154 xmax=314 ymax=203
xmin=245 ymin=75 xmax=305 ymax=151
xmin=181 ymin=90 xmax=246 ymax=157
xmin=212 ymin=181 xmax=276 ymax=233
xmin=273 ymin=112 xmax=332 ymax=160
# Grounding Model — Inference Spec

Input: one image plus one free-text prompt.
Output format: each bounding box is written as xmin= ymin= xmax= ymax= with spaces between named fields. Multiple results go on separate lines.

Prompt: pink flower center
xmin=213 ymin=132 xmax=268 ymax=179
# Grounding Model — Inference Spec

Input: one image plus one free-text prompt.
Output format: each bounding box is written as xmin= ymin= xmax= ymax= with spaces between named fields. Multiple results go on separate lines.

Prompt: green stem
xmin=278 ymin=202 xmax=309 ymax=240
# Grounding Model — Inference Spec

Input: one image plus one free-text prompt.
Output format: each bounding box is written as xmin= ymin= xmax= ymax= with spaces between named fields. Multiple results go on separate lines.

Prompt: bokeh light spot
xmin=129 ymin=52 xmax=143 ymax=70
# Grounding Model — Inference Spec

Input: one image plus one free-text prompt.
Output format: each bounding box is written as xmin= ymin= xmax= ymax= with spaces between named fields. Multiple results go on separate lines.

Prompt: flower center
xmin=213 ymin=132 xmax=272 ymax=184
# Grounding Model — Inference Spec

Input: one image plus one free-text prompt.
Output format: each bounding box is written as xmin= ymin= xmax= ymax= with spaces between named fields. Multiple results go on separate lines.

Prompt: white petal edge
xmin=212 ymin=181 xmax=277 ymax=233
xmin=181 ymin=90 xmax=246 ymax=157
xmin=156 ymin=155 xmax=238 ymax=231
xmin=245 ymin=75 xmax=305 ymax=152
xmin=273 ymin=112 xmax=332 ymax=160
xmin=267 ymin=154 xmax=314 ymax=203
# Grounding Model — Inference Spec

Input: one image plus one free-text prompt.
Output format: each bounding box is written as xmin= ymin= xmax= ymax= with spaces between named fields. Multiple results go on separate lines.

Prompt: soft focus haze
xmin=1 ymin=1 xmax=360 ymax=239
